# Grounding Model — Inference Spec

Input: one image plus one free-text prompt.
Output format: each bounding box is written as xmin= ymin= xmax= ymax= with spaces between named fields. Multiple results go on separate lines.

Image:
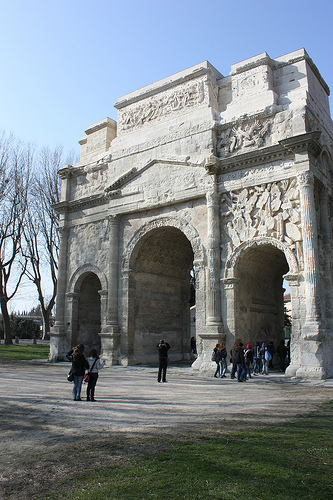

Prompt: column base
xmin=295 ymin=365 xmax=326 ymax=379
xmin=49 ymin=325 xmax=68 ymax=362
xmin=192 ymin=330 xmax=226 ymax=374
xmin=99 ymin=331 xmax=121 ymax=365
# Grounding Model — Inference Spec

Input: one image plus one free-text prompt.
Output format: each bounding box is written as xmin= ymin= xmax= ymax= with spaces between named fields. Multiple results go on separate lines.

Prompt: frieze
xmin=119 ymin=81 xmax=205 ymax=131
xmin=217 ymin=117 xmax=272 ymax=158
xmin=221 ymin=178 xmax=304 ymax=270
xmin=221 ymin=160 xmax=293 ymax=188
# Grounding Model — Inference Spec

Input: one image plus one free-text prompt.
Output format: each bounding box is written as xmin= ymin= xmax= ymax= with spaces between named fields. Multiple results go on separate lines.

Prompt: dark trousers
xmin=158 ymin=359 xmax=168 ymax=382
xmin=87 ymin=372 xmax=98 ymax=400
xmin=230 ymin=361 xmax=237 ymax=378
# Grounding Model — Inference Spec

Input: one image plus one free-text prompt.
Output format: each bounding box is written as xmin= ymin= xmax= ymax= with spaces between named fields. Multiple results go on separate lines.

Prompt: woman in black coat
xmin=66 ymin=344 xmax=89 ymax=401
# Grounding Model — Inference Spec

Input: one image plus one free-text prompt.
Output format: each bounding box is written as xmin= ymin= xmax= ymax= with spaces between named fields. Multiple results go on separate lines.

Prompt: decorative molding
xmin=122 ymin=216 xmax=204 ymax=273
xmin=224 ymin=237 xmax=299 ymax=278
xmin=68 ymin=263 xmax=108 ymax=295
xmin=53 ymin=195 xmax=109 ymax=214
xmin=279 ymin=131 xmax=322 ymax=158
xmin=105 ymin=168 xmax=137 ymax=192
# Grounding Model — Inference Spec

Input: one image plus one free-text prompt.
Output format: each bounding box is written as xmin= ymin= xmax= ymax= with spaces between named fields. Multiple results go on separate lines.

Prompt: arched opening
xmin=234 ymin=244 xmax=289 ymax=349
xmin=129 ymin=226 xmax=194 ymax=363
xmin=73 ymin=272 xmax=101 ymax=354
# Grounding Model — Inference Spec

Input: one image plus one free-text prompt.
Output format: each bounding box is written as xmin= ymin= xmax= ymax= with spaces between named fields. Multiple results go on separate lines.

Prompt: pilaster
xmin=297 ymin=172 xmax=322 ymax=339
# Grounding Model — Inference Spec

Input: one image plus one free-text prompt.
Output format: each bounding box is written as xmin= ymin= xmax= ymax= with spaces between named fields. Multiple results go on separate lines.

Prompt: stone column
xmin=205 ymin=176 xmax=222 ymax=327
xmin=221 ymin=277 xmax=240 ymax=338
xmin=98 ymin=289 xmax=108 ymax=331
xmin=49 ymin=165 xmax=72 ymax=361
xmin=318 ymin=185 xmax=333 ymax=333
xmin=192 ymin=160 xmax=223 ymax=373
xmin=297 ymin=172 xmax=322 ymax=338
xmin=100 ymin=215 xmax=120 ymax=364
xmin=283 ymin=273 xmax=301 ymax=377
xmin=295 ymin=172 xmax=325 ymax=379
xmin=49 ymin=226 xmax=69 ymax=361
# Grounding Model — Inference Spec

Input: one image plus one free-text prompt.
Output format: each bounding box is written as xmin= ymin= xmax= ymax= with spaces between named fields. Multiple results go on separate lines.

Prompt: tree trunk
xmin=1 ymin=299 xmax=12 ymax=344
xmin=41 ymin=310 xmax=50 ymax=340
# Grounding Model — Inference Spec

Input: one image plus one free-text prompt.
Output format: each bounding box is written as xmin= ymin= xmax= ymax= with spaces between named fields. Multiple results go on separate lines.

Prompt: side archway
xmin=223 ymin=237 xmax=298 ymax=350
xmin=69 ymin=265 xmax=107 ymax=354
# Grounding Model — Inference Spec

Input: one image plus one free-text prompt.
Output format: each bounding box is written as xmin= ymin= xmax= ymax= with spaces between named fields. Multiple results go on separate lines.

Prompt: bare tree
xmin=0 ymin=135 xmax=31 ymax=344
xmin=23 ymin=146 xmax=68 ymax=339
xmin=0 ymin=130 xmax=13 ymax=203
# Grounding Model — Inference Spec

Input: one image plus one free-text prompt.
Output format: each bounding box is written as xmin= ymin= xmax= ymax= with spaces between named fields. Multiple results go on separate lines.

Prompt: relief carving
xmin=217 ymin=118 xmax=272 ymax=157
xmin=221 ymin=178 xmax=304 ymax=269
xmin=119 ymin=81 xmax=205 ymax=131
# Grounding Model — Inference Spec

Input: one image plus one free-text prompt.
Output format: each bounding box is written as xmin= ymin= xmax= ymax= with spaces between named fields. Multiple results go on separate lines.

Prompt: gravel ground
xmin=1 ymin=360 xmax=332 ymax=499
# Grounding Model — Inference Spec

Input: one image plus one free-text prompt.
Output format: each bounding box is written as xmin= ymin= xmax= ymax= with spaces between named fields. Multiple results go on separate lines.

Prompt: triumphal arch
xmin=50 ymin=49 xmax=333 ymax=379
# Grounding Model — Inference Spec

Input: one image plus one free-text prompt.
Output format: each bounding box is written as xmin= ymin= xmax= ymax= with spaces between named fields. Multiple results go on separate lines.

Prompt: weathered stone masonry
xmin=50 ymin=49 xmax=333 ymax=379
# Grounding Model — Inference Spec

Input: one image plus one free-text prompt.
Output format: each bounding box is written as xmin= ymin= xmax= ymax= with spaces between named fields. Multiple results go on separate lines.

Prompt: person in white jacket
xmin=85 ymin=348 xmax=105 ymax=401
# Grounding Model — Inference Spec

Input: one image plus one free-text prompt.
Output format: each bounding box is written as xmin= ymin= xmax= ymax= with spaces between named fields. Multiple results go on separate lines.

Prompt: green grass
xmin=0 ymin=343 xmax=49 ymax=360
xmin=50 ymin=401 xmax=333 ymax=500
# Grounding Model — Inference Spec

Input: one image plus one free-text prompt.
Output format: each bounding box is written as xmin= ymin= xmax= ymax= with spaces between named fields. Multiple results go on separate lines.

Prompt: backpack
xmin=211 ymin=350 xmax=216 ymax=362
xmin=265 ymin=350 xmax=272 ymax=361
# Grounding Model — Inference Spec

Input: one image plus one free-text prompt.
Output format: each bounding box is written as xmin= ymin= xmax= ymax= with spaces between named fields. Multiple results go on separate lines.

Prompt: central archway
xmin=128 ymin=226 xmax=194 ymax=364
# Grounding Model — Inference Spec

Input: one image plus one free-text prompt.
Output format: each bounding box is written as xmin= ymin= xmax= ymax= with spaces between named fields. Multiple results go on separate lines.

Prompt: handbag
xmin=84 ymin=358 xmax=98 ymax=383
xmin=67 ymin=370 xmax=74 ymax=382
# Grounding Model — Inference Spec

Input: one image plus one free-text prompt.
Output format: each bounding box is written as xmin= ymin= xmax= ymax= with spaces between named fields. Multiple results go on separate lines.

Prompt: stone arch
xmin=68 ymin=265 xmax=106 ymax=354
xmin=68 ymin=264 xmax=108 ymax=294
xmin=224 ymin=236 xmax=299 ymax=279
xmin=122 ymin=216 xmax=205 ymax=272
xmin=223 ymin=236 xmax=296 ymax=349
xmin=122 ymin=216 xmax=203 ymax=364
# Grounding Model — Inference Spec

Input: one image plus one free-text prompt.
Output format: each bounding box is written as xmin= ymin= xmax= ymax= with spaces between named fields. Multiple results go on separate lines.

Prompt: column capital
xmin=297 ymin=171 xmax=314 ymax=189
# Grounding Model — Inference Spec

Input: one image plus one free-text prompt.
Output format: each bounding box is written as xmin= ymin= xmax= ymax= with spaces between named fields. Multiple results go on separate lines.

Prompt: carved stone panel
xmin=118 ymin=80 xmax=205 ymax=132
xmin=221 ymin=178 xmax=303 ymax=270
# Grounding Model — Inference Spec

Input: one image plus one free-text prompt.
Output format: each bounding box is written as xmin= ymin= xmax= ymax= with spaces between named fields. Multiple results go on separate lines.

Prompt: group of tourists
xmin=67 ymin=344 xmax=105 ymax=401
xmin=212 ymin=338 xmax=290 ymax=382
xmin=66 ymin=336 xmax=290 ymax=398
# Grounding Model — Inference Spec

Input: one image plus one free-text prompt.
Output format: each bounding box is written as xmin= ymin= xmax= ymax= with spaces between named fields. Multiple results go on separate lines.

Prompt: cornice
xmin=217 ymin=142 xmax=292 ymax=172
xmin=114 ymin=64 xmax=214 ymax=110
xmin=217 ymin=132 xmax=323 ymax=173
xmin=279 ymin=131 xmax=322 ymax=157
xmin=52 ymin=194 xmax=108 ymax=214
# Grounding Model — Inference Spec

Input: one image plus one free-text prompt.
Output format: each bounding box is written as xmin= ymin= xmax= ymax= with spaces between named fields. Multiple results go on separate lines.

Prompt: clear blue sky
xmin=1 ymin=0 xmax=332 ymax=312
xmin=1 ymin=0 xmax=333 ymax=156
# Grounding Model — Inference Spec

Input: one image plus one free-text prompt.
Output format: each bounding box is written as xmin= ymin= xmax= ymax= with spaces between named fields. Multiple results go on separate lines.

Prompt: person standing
xmin=213 ymin=343 xmax=220 ymax=377
xmin=244 ymin=343 xmax=253 ymax=379
xmin=231 ymin=339 xmax=247 ymax=382
xmin=252 ymin=341 xmax=262 ymax=375
xmin=157 ymin=339 xmax=170 ymax=383
xmin=66 ymin=344 xmax=89 ymax=401
xmin=217 ymin=343 xmax=228 ymax=378
xmin=277 ymin=340 xmax=288 ymax=372
xmin=86 ymin=348 xmax=105 ymax=401
xmin=260 ymin=342 xmax=270 ymax=375
xmin=267 ymin=341 xmax=275 ymax=369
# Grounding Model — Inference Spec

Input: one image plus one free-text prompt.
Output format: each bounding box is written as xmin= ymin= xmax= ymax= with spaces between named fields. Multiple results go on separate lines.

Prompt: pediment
xmin=105 ymin=157 xmax=204 ymax=194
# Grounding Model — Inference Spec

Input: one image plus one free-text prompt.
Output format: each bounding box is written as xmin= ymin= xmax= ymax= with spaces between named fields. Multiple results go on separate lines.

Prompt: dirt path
xmin=1 ymin=361 xmax=332 ymax=499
